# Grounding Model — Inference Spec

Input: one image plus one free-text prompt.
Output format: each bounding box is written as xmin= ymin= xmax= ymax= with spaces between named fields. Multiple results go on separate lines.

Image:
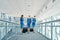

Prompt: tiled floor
xmin=8 ymin=32 xmax=50 ymax=40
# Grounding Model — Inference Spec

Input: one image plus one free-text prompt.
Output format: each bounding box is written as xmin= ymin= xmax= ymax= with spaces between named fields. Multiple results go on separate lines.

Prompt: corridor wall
xmin=38 ymin=14 xmax=60 ymax=40
xmin=0 ymin=12 xmax=19 ymax=40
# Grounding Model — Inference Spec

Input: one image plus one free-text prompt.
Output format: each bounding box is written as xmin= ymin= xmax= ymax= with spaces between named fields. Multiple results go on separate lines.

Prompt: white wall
xmin=37 ymin=0 xmax=60 ymax=20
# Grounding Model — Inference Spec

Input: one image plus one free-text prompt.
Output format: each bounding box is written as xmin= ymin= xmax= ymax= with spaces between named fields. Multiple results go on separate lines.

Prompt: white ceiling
xmin=0 ymin=0 xmax=50 ymax=17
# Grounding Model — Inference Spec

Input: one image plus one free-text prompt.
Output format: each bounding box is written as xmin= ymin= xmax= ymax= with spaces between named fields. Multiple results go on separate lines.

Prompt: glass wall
xmin=0 ymin=12 xmax=19 ymax=40
xmin=38 ymin=13 xmax=60 ymax=40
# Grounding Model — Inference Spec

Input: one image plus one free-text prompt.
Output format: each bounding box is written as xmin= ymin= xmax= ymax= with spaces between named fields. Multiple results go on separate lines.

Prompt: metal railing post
xmin=5 ymin=22 xmax=7 ymax=40
xmin=45 ymin=23 xmax=46 ymax=36
xmin=41 ymin=24 xmax=43 ymax=33
xmin=51 ymin=16 xmax=53 ymax=40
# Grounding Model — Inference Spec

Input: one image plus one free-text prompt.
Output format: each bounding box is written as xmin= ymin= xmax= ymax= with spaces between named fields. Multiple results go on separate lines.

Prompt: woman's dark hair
xmin=21 ymin=15 xmax=23 ymax=18
xmin=34 ymin=16 xmax=36 ymax=17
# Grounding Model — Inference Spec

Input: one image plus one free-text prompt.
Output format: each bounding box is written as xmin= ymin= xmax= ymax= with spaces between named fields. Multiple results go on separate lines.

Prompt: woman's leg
xmin=28 ymin=28 xmax=30 ymax=32
xmin=32 ymin=24 xmax=35 ymax=32
xmin=28 ymin=24 xmax=30 ymax=32
xmin=20 ymin=24 xmax=23 ymax=33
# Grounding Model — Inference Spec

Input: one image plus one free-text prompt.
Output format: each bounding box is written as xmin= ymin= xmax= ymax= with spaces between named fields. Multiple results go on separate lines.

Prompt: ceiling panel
xmin=0 ymin=0 xmax=50 ymax=17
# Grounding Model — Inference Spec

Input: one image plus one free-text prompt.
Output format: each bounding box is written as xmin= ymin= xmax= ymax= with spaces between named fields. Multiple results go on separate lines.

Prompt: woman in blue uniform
xmin=32 ymin=16 xmax=36 ymax=32
xmin=27 ymin=16 xmax=31 ymax=32
xmin=20 ymin=15 xmax=24 ymax=33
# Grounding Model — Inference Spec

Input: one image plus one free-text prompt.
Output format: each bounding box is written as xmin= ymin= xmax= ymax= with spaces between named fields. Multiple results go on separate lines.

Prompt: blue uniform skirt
xmin=27 ymin=23 xmax=30 ymax=28
xmin=20 ymin=23 xmax=24 ymax=29
xmin=32 ymin=23 xmax=35 ymax=28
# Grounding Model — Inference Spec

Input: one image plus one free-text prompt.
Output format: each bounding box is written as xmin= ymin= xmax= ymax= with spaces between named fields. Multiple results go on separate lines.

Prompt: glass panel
xmin=0 ymin=21 xmax=6 ymax=39
xmin=12 ymin=24 xmax=16 ymax=33
xmin=42 ymin=24 xmax=45 ymax=35
xmin=56 ymin=27 xmax=60 ymax=34
xmin=46 ymin=23 xmax=51 ymax=26
xmin=11 ymin=17 xmax=14 ymax=22
xmin=46 ymin=23 xmax=51 ymax=39
xmin=53 ymin=27 xmax=57 ymax=40
xmin=42 ymin=27 xmax=45 ymax=35
xmin=57 ymin=35 xmax=60 ymax=40
xmin=0 ymin=13 xmax=19 ymax=40
xmin=38 ymin=13 xmax=60 ymax=40
xmin=55 ymin=22 xmax=60 ymax=26
xmin=39 ymin=27 xmax=42 ymax=33
xmin=56 ymin=27 xmax=60 ymax=40
xmin=7 ymin=23 xmax=12 ymax=33
xmin=46 ymin=27 xmax=51 ymax=39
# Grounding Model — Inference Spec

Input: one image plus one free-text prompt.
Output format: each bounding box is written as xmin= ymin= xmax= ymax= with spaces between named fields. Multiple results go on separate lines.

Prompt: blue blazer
xmin=27 ymin=18 xmax=31 ymax=24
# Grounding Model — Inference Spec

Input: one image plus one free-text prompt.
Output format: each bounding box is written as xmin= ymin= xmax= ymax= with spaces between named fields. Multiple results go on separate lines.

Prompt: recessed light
xmin=52 ymin=0 xmax=55 ymax=2
xmin=27 ymin=5 xmax=31 ymax=7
